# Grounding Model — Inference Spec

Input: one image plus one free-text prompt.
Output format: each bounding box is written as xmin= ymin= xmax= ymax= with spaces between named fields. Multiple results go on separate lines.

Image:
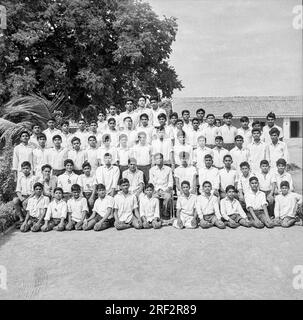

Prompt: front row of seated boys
xmin=16 ymin=160 xmax=302 ymax=232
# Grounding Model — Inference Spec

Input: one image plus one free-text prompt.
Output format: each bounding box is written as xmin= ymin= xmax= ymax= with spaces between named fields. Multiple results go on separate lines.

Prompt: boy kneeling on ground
xmin=113 ymin=178 xmax=142 ymax=230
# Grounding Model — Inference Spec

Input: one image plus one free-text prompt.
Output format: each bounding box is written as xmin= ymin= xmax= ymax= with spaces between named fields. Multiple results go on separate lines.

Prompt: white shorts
xmin=173 ymin=214 xmax=195 ymax=229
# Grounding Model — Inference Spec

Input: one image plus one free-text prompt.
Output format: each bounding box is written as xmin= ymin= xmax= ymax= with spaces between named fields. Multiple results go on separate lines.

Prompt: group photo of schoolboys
xmin=12 ymin=96 xmax=302 ymax=232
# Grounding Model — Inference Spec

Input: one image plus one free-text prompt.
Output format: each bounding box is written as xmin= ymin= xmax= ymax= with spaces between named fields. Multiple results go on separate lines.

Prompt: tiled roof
xmin=172 ymin=96 xmax=303 ymax=118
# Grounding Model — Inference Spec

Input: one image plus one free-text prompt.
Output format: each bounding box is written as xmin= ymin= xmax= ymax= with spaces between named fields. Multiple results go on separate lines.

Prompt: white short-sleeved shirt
xmin=262 ymin=124 xmax=284 ymax=144
xmin=174 ymin=166 xmax=197 ymax=194
xmin=94 ymin=165 xmax=120 ymax=194
xmin=97 ymin=146 xmax=118 ymax=165
xmin=193 ymin=146 xmax=214 ymax=169
xmin=57 ymin=172 xmax=79 ymax=193
xmin=151 ymin=108 xmax=166 ymax=127
xmin=219 ymin=168 xmax=238 ymax=192
xmin=247 ymin=141 xmax=269 ymax=173
xmin=139 ymin=193 xmax=160 ymax=222
xmin=212 ymin=147 xmax=229 ymax=168
xmin=119 ymin=111 xmax=137 ymax=130
xmin=45 ymin=199 xmax=67 ymax=221
xmin=16 ymin=173 xmax=36 ymax=195
xmin=149 ymin=165 xmax=173 ymax=191
xmin=237 ymin=173 xmax=254 ymax=194
xmin=86 ymin=147 xmax=99 ymax=173
xmin=48 ymin=147 xmax=69 ymax=170
xmin=173 ymin=144 xmax=193 ymax=166
xmin=268 ymin=141 xmax=289 ymax=167
xmin=275 ymin=171 xmax=294 ymax=193
xmin=131 ymin=144 xmax=151 ymax=166
xmin=117 ymin=147 xmax=131 ymax=166
xmin=67 ymin=197 xmax=88 ymax=222
xmin=35 ymin=176 xmax=57 ymax=197
xmin=60 ymin=132 xmax=74 ymax=149
xmin=198 ymin=167 xmax=219 ymax=193
xmin=237 ymin=128 xmax=252 ymax=148
xmin=29 ymin=134 xmax=39 ymax=149
xmin=255 ymin=171 xmax=276 ymax=192
xmin=229 ymin=147 xmax=249 ymax=173
xmin=67 ymin=149 xmax=87 ymax=171
xmin=151 ymin=138 xmax=173 ymax=163
xmin=122 ymin=169 xmax=144 ymax=194
xmin=33 ymin=147 xmax=51 ymax=175
xmin=73 ymin=130 xmax=90 ymax=150
xmin=186 ymin=129 xmax=203 ymax=148
xmin=274 ymin=192 xmax=302 ymax=219
xmin=220 ymin=197 xmax=246 ymax=220
xmin=114 ymin=192 xmax=138 ymax=223
xmin=134 ymin=108 xmax=154 ymax=128
xmin=43 ymin=128 xmax=61 ymax=148
xmin=93 ymin=196 xmax=114 ymax=219
xmin=176 ymin=194 xmax=197 ymax=217
xmin=136 ymin=126 xmax=154 ymax=145
xmin=196 ymin=193 xmax=221 ymax=219
xmin=201 ymin=125 xmax=220 ymax=145
xmin=119 ymin=129 xmax=138 ymax=148
xmin=26 ymin=195 xmax=50 ymax=218
xmin=245 ymin=190 xmax=267 ymax=210
xmin=12 ymin=144 xmax=34 ymax=173
xmin=77 ymin=174 xmax=95 ymax=193
xmin=101 ymin=130 xmax=120 ymax=147
xmin=219 ymin=125 xmax=238 ymax=144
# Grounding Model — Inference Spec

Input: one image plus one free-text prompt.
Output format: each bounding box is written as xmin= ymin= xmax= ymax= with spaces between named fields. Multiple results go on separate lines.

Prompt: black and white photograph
xmin=0 ymin=0 xmax=302 ymax=303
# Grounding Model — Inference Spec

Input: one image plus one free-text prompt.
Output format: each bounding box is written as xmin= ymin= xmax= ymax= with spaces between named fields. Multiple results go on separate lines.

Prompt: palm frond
xmin=0 ymin=118 xmax=31 ymax=145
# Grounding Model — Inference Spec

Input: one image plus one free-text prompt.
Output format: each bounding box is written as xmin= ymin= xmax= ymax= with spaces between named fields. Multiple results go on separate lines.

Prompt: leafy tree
xmin=0 ymin=0 xmax=183 ymax=117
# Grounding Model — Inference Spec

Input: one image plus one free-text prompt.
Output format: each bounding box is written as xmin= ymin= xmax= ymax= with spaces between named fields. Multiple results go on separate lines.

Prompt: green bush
xmin=0 ymin=201 xmax=16 ymax=233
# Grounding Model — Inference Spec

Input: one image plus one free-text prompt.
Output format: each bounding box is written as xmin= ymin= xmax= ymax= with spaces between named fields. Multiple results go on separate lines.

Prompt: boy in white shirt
xmin=33 ymin=133 xmax=50 ymax=177
xmin=97 ymin=111 xmax=108 ymax=133
xmin=136 ymin=113 xmax=153 ymax=144
xmin=268 ymin=127 xmax=289 ymax=167
xmin=274 ymin=158 xmax=294 ymax=194
xmin=139 ymin=183 xmax=161 ymax=229
xmin=151 ymin=127 xmax=174 ymax=167
xmin=119 ymin=98 xmax=136 ymax=130
xmin=13 ymin=161 xmax=36 ymax=225
xmin=220 ymin=185 xmax=251 ymax=228
xmin=113 ymin=178 xmax=142 ymax=230
xmin=65 ymin=184 xmax=89 ymax=230
xmin=196 ymin=181 xmax=225 ymax=229
xmin=57 ymin=159 xmax=79 ymax=201
xmin=117 ymin=134 xmax=131 ymax=176
xmin=237 ymin=116 xmax=252 ymax=148
xmin=82 ymin=183 xmax=115 ymax=231
xmin=181 ymin=110 xmax=192 ymax=136
xmin=244 ymin=176 xmax=274 ymax=228
xmin=86 ymin=135 xmax=99 ymax=174
xmin=247 ymin=128 xmax=269 ymax=173
xmin=202 ymin=114 xmax=220 ymax=148
xmin=229 ymin=135 xmax=249 ymax=174
xmin=122 ymin=158 xmax=144 ymax=198
xmin=98 ymin=134 xmax=118 ymax=165
xmin=12 ymin=130 xmax=34 ymax=180
xmin=193 ymin=135 xmax=213 ymax=170
xmin=77 ymin=161 xmax=95 ymax=209
xmin=262 ymin=112 xmax=284 ymax=144
xmin=168 ymin=112 xmax=179 ymax=145
xmin=73 ymin=119 xmax=89 ymax=150
xmin=219 ymin=154 xmax=238 ymax=199
xmin=150 ymin=96 xmax=166 ymax=127
xmin=20 ymin=182 xmax=49 ymax=232
xmin=196 ymin=108 xmax=207 ymax=130
xmin=131 ymin=131 xmax=152 ymax=183
xmin=212 ymin=136 xmax=229 ymax=170
xmin=273 ymin=181 xmax=302 ymax=228
xmin=120 ymin=117 xmax=138 ymax=147
xmin=173 ymin=130 xmax=193 ymax=167
xmin=103 ymin=118 xmax=120 ymax=147
xmin=152 ymin=113 xmax=173 ymax=141
xmin=43 ymin=118 xmax=61 ymax=148
xmin=60 ymin=121 xmax=74 ymax=149
xmin=35 ymin=164 xmax=58 ymax=198
xmin=67 ymin=137 xmax=87 ymax=175
xmin=41 ymin=187 xmax=67 ymax=232
xmin=134 ymin=95 xmax=153 ymax=128
xmin=187 ymin=118 xmax=202 ymax=149
xmin=255 ymin=160 xmax=276 ymax=217
xmin=219 ymin=112 xmax=237 ymax=150
xmin=173 ymin=181 xmax=198 ymax=229
xmin=237 ymin=161 xmax=254 ymax=209
xmin=174 ymin=152 xmax=197 ymax=195
xmin=107 ymin=105 xmax=120 ymax=130
xmin=198 ymin=154 xmax=220 ymax=196
xmin=29 ymin=123 xmax=41 ymax=148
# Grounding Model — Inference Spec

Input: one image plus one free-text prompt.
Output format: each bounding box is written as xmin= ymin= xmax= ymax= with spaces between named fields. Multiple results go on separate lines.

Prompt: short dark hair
xmin=196 ymin=108 xmax=205 ymax=114
xmin=204 ymin=154 xmax=213 ymax=160
xmin=32 ymin=123 xmax=40 ymax=129
xmin=181 ymin=110 xmax=190 ymax=116
xmin=269 ymin=127 xmax=280 ymax=136
xmin=96 ymin=183 xmax=106 ymax=191
xmin=78 ymin=118 xmax=86 ymax=123
xmin=64 ymin=159 xmax=74 ymax=167
xmin=62 ymin=121 xmax=70 ymax=126
xmin=47 ymin=118 xmax=56 ymax=122
xmin=71 ymin=184 xmax=81 ymax=192
xmin=240 ymin=161 xmax=250 ymax=168
xmin=252 ymin=128 xmax=261 ymax=134
xmin=88 ymin=135 xmax=97 ymax=141
xmin=157 ymin=113 xmax=167 ymax=120
xmin=119 ymin=178 xmax=129 ymax=186
xmin=223 ymin=154 xmax=232 ymax=161
xmin=223 ymin=112 xmax=233 ymax=119
xmin=82 ymin=161 xmax=91 ymax=169
xmin=107 ymin=117 xmax=116 ymax=124
xmin=170 ymin=112 xmax=178 ymax=119
xmin=176 ymin=118 xmax=184 ymax=124
xmin=276 ymin=158 xmax=287 ymax=166
xmin=280 ymin=181 xmax=290 ymax=189
xmin=125 ymin=97 xmax=134 ymax=104
xmin=249 ymin=176 xmax=259 ymax=183
xmin=266 ymin=112 xmax=276 ymax=120
xmin=150 ymin=96 xmax=158 ymax=102
xmin=202 ymin=181 xmax=212 ymax=187
xmin=252 ymin=120 xmax=261 ymax=127
xmin=225 ymin=185 xmax=236 ymax=193
xmin=54 ymin=187 xmax=63 ymax=194
xmin=52 ymin=134 xmax=62 ymax=141
xmin=240 ymin=116 xmax=249 ymax=122
xmin=33 ymin=182 xmax=44 ymax=190
xmin=181 ymin=180 xmax=190 ymax=187
xmin=138 ymin=95 xmax=146 ymax=101
xmin=260 ymin=160 xmax=269 ymax=166
xmin=41 ymin=164 xmax=52 ymax=171
xmin=19 ymin=130 xmax=30 ymax=138
xmin=206 ymin=113 xmax=215 ymax=118
xmin=145 ymin=183 xmax=154 ymax=190
xmin=104 ymin=152 xmax=112 ymax=158
xmin=234 ymin=135 xmax=244 ymax=141
xmin=140 ymin=113 xmax=149 ymax=120
xmin=21 ymin=161 xmax=31 ymax=168
xmin=191 ymin=117 xmax=199 ymax=123
xmin=71 ymin=137 xmax=80 ymax=144
xmin=215 ymin=135 xmax=223 ymax=141
xmin=37 ymin=133 xmax=47 ymax=140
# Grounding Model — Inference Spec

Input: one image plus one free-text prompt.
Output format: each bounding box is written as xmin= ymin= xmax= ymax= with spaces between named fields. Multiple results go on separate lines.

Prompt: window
xmin=290 ymin=121 xmax=300 ymax=138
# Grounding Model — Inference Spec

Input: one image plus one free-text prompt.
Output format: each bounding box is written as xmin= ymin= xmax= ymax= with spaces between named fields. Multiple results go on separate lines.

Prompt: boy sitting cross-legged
xmin=196 ymin=181 xmax=226 ymax=229
xmin=173 ymin=181 xmax=198 ymax=229
xmin=20 ymin=182 xmax=49 ymax=232
xmin=41 ymin=187 xmax=67 ymax=232
xmin=65 ymin=184 xmax=89 ymax=231
xmin=82 ymin=183 xmax=115 ymax=231
xmin=273 ymin=181 xmax=302 ymax=228
xmin=220 ymin=185 xmax=252 ymax=228
xmin=244 ymin=176 xmax=274 ymax=228
xmin=139 ymin=183 xmax=162 ymax=229
xmin=113 ymin=178 xmax=143 ymax=230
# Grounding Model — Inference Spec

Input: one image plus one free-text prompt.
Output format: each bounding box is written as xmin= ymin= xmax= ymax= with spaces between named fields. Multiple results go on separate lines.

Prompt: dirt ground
xmin=0 ymin=225 xmax=303 ymax=300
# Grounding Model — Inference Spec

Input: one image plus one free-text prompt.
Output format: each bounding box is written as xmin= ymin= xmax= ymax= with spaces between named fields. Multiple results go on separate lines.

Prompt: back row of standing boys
xmin=12 ymin=96 xmax=302 ymax=232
